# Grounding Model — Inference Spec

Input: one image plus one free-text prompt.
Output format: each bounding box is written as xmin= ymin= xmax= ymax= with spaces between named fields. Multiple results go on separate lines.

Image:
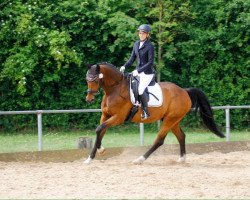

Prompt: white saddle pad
xmin=130 ymin=83 xmax=163 ymax=107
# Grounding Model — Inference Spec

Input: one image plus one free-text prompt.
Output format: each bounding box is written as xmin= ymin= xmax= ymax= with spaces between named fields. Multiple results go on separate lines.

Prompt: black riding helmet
xmin=138 ymin=24 xmax=151 ymax=33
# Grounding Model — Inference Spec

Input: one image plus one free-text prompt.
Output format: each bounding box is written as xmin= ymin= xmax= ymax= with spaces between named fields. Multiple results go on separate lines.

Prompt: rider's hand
xmin=120 ymin=66 xmax=125 ymax=73
xmin=132 ymin=70 xmax=139 ymax=77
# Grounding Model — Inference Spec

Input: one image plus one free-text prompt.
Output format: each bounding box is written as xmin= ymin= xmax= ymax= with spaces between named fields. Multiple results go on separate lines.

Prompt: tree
xmin=136 ymin=0 xmax=194 ymax=81
xmin=175 ymin=0 xmax=250 ymax=128
xmin=0 ymin=0 xmax=248 ymax=130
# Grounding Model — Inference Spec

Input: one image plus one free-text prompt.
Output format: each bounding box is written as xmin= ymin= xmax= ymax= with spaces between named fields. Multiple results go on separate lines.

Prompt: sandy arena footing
xmin=0 ymin=141 xmax=249 ymax=199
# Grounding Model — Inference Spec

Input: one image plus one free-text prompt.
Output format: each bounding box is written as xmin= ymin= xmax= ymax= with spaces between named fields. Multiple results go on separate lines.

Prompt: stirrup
xmin=141 ymin=111 xmax=150 ymax=120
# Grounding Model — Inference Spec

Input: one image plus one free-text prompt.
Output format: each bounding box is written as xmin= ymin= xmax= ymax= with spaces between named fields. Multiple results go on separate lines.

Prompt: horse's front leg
xmin=84 ymin=115 xmax=108 ymax=164
xmin=84 ymin=115 xmax=122 ymax=164
xmin=91 ymin=123 xmax=107 ymax=157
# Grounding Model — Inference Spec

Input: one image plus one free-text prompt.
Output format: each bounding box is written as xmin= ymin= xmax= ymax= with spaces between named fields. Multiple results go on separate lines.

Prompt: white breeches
xmin=138 ymin=72 xmax=154 ymax=95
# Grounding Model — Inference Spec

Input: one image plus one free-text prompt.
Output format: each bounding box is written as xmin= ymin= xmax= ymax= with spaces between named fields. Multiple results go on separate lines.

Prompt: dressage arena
xmin=0 ymin=141 xmax=249 ymax=199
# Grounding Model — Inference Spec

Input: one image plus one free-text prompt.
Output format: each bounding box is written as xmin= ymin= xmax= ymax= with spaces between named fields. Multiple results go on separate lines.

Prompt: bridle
xmin=86 ymin=67 xmax=124 ymax=95
xmin=86 ymin=74 xmax=101 ymax=95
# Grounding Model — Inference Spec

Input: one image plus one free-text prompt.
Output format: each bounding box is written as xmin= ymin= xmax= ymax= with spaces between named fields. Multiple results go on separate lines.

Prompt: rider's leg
xmin=138 ymin=72 xmax=154 ymax=119
xmin=139 ymin=92 xmax=150 ymax=119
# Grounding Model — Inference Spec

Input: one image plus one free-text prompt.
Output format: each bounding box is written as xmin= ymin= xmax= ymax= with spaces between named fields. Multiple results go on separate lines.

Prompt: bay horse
xmin=84 ymin=62 xmax=225 ymax=164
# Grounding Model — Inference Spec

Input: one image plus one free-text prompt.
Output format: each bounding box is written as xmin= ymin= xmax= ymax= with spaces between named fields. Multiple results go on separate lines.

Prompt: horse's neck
xmin=102 ymin=75 xmax=128 ymax=98
xmin=101 ymin=69 xmax=123 ymax=94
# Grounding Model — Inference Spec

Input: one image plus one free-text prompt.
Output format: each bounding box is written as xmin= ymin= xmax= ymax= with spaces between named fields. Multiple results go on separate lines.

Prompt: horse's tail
xmin=186 ymin=88 xmax=225 ymax=138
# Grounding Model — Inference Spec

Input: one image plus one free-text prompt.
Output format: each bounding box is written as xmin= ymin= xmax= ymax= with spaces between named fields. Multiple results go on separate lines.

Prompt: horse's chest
xmin=102 ymin=91 xmax=127 ymax=116
xmin=102 ymin=96 xmax=118 ymax=114
xmin=105 ymin=93 xmax=122 ymax=105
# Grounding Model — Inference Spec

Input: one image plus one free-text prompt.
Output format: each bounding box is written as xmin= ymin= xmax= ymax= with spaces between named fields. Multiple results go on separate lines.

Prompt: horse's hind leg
xmin=171 ymin=124 xmax=186 ymax=162
xmin=133 ymin=117 xmax=178 ymax=165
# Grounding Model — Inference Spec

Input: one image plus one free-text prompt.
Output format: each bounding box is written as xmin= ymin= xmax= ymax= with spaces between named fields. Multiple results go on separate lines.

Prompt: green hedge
xmin=0 ymin=0 xmax=249 ymax=131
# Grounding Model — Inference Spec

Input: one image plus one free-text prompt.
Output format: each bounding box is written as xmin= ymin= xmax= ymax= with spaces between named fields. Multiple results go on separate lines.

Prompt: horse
xmin=84 ymin=62 xmax=225 ymax=164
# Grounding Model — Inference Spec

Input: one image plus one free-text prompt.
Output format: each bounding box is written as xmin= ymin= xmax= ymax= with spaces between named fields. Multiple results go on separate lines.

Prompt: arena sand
xmin=0 ymin=147 xmax=249 ymax=199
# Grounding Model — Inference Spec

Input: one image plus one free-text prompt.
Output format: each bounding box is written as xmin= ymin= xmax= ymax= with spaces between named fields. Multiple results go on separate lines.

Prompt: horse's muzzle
xmin=85 ymin=95 xmax=95 ymax=103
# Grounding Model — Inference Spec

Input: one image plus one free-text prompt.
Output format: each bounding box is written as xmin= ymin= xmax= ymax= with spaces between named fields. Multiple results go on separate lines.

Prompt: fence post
xmin=140 ymin=123 xmax=144 ymax=146
xmin=225 ymin=108 xmax=230 ymax=141
xmin=37 ymin=111 xmax=43 ymax=151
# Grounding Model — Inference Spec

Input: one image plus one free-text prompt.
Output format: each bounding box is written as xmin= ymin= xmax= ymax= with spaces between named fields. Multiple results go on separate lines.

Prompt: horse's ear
xmin=84 ymin=64 xmax=93 ymax=69
xmin=96 ymin=64 xmax=100 ymax=73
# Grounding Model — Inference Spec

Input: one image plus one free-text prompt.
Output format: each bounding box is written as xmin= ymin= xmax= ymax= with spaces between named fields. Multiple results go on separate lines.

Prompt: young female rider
xmin=120 ymin=24 xmax=155 ymax=120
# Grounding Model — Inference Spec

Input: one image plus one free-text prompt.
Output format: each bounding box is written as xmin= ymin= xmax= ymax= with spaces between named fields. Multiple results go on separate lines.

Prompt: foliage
xmin=137 ymin=0 xmax=195 ymax=81
xmin=174 ymin=0 xmax=250 ymax=129
xmin=0 ymin=0 xmax=249 ymax=131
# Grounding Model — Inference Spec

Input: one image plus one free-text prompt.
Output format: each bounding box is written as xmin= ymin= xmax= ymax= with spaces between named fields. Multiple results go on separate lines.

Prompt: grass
xmin=0 ymin=125 xmax=249 ymax=153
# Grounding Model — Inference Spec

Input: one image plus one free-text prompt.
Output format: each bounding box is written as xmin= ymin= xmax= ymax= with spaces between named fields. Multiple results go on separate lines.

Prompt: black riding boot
xmin=139 ymin=93 xmax=150 ymax=120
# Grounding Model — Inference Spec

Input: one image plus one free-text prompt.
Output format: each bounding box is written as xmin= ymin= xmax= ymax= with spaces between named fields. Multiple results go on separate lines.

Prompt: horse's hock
xmin=77 ymin=137 xmax=93 ymax=149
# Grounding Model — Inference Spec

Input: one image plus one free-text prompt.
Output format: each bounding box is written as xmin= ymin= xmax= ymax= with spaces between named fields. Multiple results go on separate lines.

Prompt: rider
xmin=120 ymin=24 xmax=155 ymax=120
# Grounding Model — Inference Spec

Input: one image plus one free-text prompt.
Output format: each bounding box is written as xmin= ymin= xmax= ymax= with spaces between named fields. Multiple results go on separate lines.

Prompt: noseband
xmin=87 ymin=88 xmax=100 ymax=95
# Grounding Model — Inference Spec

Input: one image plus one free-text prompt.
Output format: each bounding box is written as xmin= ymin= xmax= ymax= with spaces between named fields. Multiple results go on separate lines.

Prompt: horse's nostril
xmin=86 ymin=98 xmax=95 ymax=103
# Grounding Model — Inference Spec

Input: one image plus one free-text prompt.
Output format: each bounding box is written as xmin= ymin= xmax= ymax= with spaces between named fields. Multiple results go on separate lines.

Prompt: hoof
xmin=133 ymin=156 xmax=146 ymax=165
xmin=97 ymin=146 xmax=105 ymax=155
xmin=178 ymin=155 xmax=186 ymax=163
xmin=83 ymin=156 xmax=93 ymax=164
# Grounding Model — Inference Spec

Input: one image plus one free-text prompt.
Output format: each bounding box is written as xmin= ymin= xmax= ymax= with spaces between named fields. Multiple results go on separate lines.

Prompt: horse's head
xmin=85 ymin=62 xmax=124 ymax=103
xmin=85 ymin=64 xmax=103 ymax=103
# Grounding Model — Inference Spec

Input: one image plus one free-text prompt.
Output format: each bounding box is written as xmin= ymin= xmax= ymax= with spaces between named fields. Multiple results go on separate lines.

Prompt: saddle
xmin=125 ymin=74 xmax=163 ymax=121
xmin=129 ymin=75 xmax=163 ymax=107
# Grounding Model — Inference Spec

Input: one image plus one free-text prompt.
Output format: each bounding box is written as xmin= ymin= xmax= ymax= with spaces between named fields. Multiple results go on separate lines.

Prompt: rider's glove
xmin=132 ymin=70 xmax=139 ymax=77
xmin=120 ymin=66 xmax=125 ymax=73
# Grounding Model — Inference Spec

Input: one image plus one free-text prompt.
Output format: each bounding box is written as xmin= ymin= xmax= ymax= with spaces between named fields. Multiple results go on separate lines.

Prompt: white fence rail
xmin=0 ymin=106 xmax=249 ymax=151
